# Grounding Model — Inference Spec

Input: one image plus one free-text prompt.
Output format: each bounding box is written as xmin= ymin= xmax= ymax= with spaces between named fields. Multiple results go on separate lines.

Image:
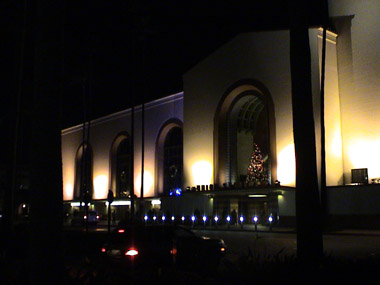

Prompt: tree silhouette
xmin=29 ymin=1 xmax=64 ymax=282
xmin=289 ymin=0 xmax=324 ymax=266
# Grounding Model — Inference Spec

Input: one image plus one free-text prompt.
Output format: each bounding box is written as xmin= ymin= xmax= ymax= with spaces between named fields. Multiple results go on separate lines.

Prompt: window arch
xmin=110 ymin=132 xmax=132 ymax=198
xmin=214 ymin=79 xmax=277 ymax=187
xmin=155 ymin=119 xmax=183 ymax=195
xmin=74 ymin=142 xmax=93 ymax=199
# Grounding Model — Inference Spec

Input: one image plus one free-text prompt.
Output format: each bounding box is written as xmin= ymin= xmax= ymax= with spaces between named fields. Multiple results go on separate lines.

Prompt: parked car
xmin=71 ymin=210 xmax=100 ymax=226
xmin=101 ymin=223 xmax=226 ymax=270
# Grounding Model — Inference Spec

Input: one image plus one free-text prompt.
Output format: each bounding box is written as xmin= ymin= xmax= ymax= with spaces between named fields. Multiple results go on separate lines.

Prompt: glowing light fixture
xmin=226 ymin=216 xmax=231 ymax=222
xmin=151 ymin=199 xmax=161 ymax=205
xmin=239 ymin=216 xmax=244 ymax=223
xmin=105 ymin=201 xmax=131 ymax=206
xmin=214 ymin=216 xmax=219 ymax=222
xmin=153 ymin=216 xmax=157 ymax=221
xmin=248 ymin=195 xmax=267 ymax=198
xmin=70 ymin=202 xmax=90 ymax=207
xmin=144 ymin=215 xmax=148 ymax=221
xmin=253 ymin=216 xmax=258 ymax=223
xmin=181 ymin=216 xmax=185 ymax=221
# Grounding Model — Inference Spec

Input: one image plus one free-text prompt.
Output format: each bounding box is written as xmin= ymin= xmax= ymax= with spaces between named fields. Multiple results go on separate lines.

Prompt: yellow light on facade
xmin=64 ymin=183 xmax=73 ymax=201
xmin=191 ymin=160 xmax=213 ymax=185
xmin=135 ymin=171 xmax=154 ymax=196
xmin=277 ymin=144 xmax=295 ymax=186
xmin=94 ymin=175 xmax=108 ymax=199
xmin=348 ymin=140 xmax=380 ymax=179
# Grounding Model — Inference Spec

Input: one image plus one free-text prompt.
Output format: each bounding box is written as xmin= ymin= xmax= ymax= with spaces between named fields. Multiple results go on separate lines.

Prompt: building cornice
xmin=62 ymin=91 xmax=184 ymax=135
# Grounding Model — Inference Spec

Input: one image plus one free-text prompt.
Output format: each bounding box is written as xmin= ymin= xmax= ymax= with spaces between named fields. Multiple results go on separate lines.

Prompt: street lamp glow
xmin=202 ymin=215 xmax=207 ymax=222
xmin=162 ymin=215 xmax=166 ymax=221
xmin=253 ymin=216 xmax=258 ymax=223
xmin=191 ymin=215 xmax=196 ymax=222
xmin=268 ymin=216 xmax=273 ymax=223
xmin=171 ymin=216 xmax=175 ymax=221
xmin=214 ymin=216 xmax=219 ymax=222
xmin=239 ymin=216 xmax=244 ymax=223
xmin=153 ymin=216 xmax=157 ymax=221
xmin=181 ymin=216 xmax=185 ymax=221
xmin=226 ymin=216 xmax=231 ymax=222
xmin=144 ymin=215 xmax=148 ymax=221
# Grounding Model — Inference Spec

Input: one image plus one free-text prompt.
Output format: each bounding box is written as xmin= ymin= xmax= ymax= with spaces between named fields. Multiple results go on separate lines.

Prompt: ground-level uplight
xmin=144 ymin=215 xmax=148 ymax=223
xmin=181 ymin=216 xmax=185 ymax=223
xmin=239 ymin=216 xmax=244 ymax=228
xmin=153 ymin=216 xmax=157 ymax=222
xmin=268 ymin=215 xmax=273 ymax=231
xmin=191 ymin=215 xmax=196 ymax=227
xmin=202 ymin=215 xmax=207 ymax=226
xmin=171 ymin=215 xmax=175 ymax=222
xmin=253 ymin=216 xmax=259 ymax=231
xmin=162 ymin=215 xmax=166 ymax=223
xmin=226 ymin=215 xmax=231 ymax=229
xmin=214 ymin=216 xmax=219 ymax=226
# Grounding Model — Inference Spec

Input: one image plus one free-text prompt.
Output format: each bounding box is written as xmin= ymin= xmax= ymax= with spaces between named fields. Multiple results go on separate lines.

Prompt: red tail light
xmin=118 ymin=229 xmax=125 ymax=233
xmin=125 ymin=249 xmax=138 ymax=256
xmin=101 ymin=248 xmax=106 ymax=253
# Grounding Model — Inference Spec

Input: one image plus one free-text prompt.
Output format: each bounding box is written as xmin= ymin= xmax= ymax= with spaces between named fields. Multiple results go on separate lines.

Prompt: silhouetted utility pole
xmin=320 ymin=0 xmax=329 ymax=229
xmin=289 ymin=0 xmax=324 ymax=265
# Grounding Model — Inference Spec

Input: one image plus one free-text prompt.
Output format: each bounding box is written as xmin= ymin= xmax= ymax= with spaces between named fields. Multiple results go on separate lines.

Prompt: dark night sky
xmin=3 ymin=0 xmax=326 ymax=130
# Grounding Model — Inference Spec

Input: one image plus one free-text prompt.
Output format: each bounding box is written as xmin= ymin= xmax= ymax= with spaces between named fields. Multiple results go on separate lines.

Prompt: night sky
xmin=3 ymin=0 xmax=325 ymax=130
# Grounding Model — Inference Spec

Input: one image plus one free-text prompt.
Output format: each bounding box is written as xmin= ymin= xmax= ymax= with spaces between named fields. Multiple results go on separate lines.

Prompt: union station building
xmin=62 ymin=1 xmax=380 ymax=228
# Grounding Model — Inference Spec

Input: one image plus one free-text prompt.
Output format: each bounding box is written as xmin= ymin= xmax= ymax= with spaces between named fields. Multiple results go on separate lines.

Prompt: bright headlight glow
xmin=125 ymin=249 xmax=138 ymax=256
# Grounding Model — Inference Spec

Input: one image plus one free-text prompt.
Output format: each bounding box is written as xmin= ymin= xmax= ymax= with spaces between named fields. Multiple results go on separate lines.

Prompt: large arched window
xmin=155 ymin=119 xmax=183 ymax=195
xmin=74 ymin=143 xmax=93 ymax=199
xmin=163 ymin=127 xmax=183 ymax=195
xmin=110 ymin=133 xmax=132 ymax=198
xmin=214 ymin=79 xmax=276 ymax=187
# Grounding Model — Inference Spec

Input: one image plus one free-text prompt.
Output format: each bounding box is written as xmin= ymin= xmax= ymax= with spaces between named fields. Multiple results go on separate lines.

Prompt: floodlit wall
xmin=61 ymin=93 xmax=183 ymax=201
xmin=184 ymin=30 xmax=327 ymax=189
xmin=318 ymin=29 xmax=344 ymax=186
xmin=330 ymin=0 xmax=380 ymax=183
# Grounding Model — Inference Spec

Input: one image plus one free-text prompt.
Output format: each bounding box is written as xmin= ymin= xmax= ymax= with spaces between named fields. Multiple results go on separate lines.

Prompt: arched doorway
xmin=155 ymin=119 xmax=183 ymax=195
xmin=214 ymin=79 xmax=276 ymax=187
xmin=110 ymin=133 xmax=132 ymax=198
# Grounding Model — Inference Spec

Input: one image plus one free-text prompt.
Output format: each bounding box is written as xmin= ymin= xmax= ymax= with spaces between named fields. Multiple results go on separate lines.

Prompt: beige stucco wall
xmin=330 ymin=0 xmax=380 ymax=183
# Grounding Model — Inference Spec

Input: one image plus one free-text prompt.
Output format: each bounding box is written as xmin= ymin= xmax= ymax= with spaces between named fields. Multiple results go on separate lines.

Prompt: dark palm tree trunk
xmin=289 ymin=1 xmax=323 ymax=265
xmin=29 ymin=0 xmax=64 ymax=282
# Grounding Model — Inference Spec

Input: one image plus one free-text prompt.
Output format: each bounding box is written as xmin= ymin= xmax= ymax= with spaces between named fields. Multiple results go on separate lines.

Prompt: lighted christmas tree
xmin=246 ymin=142 xmax=268 ymax=183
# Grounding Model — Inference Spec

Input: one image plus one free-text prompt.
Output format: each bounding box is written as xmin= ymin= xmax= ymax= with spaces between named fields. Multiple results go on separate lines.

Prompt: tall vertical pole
xmin=131 ymin=104 xmax=135 ymax=220
xmin=320 ymin=0 xmax=329 ymax=229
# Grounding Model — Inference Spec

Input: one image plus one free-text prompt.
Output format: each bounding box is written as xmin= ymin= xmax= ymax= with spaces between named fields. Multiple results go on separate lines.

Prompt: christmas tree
xmin=246 ymin=142 xmax=268 ymax=183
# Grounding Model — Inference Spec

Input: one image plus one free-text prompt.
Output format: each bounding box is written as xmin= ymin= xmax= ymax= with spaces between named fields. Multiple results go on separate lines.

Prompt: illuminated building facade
xmin=62 ymin=1 xmax=380 ymax=228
